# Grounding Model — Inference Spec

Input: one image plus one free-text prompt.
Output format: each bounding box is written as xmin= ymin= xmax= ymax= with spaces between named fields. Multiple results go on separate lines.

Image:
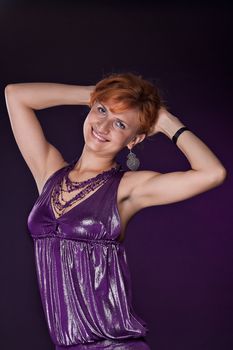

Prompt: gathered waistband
xmin=32 ymin=234 xmax=122 ymax=245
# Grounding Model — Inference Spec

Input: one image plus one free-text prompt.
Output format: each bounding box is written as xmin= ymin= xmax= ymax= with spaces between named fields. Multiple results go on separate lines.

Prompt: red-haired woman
xmin=5 ymin=73 xmax=227 ymax=350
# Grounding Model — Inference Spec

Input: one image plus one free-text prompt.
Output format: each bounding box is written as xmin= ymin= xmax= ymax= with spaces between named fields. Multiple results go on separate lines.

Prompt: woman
xmin=5 ymin=73 xmax=227 ymax=350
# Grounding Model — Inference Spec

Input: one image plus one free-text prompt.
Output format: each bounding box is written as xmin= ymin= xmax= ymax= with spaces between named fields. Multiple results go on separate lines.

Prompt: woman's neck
xmin=74 ymin=146 xmax=117 ymax=173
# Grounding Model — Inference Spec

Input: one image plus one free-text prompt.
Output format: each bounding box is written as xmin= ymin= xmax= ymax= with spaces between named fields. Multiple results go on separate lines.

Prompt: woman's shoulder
xmin=38 ymin=160 xmax=69 ymax=195
xmin=44 ymin=160 xmax=69 ymax=181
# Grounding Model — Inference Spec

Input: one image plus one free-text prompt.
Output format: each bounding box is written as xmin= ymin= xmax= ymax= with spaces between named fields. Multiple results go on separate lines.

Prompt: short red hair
xmin=89 ymin=72 xmax=165 ymax=136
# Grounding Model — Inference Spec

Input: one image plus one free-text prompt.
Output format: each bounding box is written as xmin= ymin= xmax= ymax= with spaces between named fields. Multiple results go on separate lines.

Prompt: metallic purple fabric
xmin=27 ymin=157 xmax=150 ymax=349
xmin=55 ymin=337 xmax=150 ymax=349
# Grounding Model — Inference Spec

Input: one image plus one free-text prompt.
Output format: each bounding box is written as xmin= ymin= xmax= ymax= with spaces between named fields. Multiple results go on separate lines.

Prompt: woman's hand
xmin=148 ymin=106 xmax=186 ymax=138
xmin=148 ymin=106 xmax=169 ymax=136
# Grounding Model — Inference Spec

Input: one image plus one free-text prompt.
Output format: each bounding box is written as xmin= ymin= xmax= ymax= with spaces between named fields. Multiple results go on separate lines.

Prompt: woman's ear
xmin=135 ymin=133 xmax=146 ymax=144
xmin=127 ymin=133 xmax=146 ymax=149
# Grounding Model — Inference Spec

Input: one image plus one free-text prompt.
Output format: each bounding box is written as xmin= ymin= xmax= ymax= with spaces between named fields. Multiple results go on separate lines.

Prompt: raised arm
xmin=125 ymin=107 xmax=227 ymax=212
xmin=5 ymin=83 xmax=95 ymax=194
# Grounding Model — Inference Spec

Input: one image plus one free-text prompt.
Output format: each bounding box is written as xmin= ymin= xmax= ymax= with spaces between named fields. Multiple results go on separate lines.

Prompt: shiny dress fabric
xmin=27 ymin=157 xmax=150 ymax=349
xmin=56 ymin=337 xmax=150 ymax=350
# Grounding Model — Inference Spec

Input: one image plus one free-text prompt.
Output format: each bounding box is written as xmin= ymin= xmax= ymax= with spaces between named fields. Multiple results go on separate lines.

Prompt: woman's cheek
xmin=113 ymin=131 xmax=130 ymax=148
xmin=83 ymin=118 xmax=90 ymax=140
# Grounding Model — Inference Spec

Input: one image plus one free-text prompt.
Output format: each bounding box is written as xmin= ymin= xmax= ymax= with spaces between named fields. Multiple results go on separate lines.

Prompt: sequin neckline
xmin=50 ymin=160 xmax=121 ymax=220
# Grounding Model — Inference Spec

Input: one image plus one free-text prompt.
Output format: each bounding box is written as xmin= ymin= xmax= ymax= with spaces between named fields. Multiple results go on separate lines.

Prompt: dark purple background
xmin=0 ymin=2 xmax=232 ymax=349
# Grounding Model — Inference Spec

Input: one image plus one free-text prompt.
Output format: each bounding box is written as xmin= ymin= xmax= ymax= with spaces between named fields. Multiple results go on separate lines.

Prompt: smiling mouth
xmin=91 ymin=127 xmax=110 ymax=142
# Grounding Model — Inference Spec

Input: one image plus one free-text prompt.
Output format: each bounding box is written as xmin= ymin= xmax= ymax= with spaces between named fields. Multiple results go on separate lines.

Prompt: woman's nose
xmin=96 ymin=120 xmax=110 ymax=134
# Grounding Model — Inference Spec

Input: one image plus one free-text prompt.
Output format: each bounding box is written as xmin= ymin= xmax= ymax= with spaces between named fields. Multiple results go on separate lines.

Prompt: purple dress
xmin=27 ymin=157 xmax=150 ymax=350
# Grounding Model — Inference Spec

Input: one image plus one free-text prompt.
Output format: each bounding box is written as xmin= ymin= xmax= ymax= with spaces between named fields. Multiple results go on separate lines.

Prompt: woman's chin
xmin=83 ymin=128 xmax=123 ymax=155
xmin=84 ymin=136 xmax=110 ymax=152
xmin=84 ymin=138 xmax=121 ymax=157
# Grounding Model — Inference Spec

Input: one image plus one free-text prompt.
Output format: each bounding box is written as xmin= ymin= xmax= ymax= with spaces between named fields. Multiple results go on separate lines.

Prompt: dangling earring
xmin=126 ymin=148 xmax=140 ymax=171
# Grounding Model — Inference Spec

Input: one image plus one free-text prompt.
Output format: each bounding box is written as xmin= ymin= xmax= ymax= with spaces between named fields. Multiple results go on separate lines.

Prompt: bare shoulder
xmin=37 ymin=159 xmax=69 ymax=195
xmin=118 ymin=169 xmax=161 ymax=201
xmin=116 ymin=170 xmax=162 ymax=234
xmin=44 ymin=160 xmax=69 ymax=181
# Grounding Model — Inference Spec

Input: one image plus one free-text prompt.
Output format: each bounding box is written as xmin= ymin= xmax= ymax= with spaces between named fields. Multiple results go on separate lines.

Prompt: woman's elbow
xmin=5 ymin=83 xmax=19 ymax=98
xmin=211 ymin=166 xmax=228 ymax=186
xmin=5 ymin=83 xmax=26 ymax=105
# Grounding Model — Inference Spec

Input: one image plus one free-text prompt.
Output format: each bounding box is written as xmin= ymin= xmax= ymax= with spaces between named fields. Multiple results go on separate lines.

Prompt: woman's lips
xmin=91 ymin=127 xmax=109 ymax=142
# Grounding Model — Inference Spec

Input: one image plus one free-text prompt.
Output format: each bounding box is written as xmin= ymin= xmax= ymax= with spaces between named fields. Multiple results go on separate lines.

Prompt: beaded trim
xmin=51 ymin=162 xmax=121 ymax=218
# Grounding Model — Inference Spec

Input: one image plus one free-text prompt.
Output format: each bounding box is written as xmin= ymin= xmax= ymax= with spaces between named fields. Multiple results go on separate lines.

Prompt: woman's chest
xmin=27 ymin=178 xmax=122 ymax=241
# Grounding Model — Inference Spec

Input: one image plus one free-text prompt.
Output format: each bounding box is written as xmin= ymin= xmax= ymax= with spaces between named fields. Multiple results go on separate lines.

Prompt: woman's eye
xmin=115 ymin=120 xmax=125 ymax=129
xmin=97 ymin=106 xmax=106 ymax=114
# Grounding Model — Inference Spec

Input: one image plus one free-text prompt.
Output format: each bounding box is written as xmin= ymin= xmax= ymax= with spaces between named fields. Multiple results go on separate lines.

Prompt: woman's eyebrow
xmin=100 ymin=102 xmax=129 ymax=126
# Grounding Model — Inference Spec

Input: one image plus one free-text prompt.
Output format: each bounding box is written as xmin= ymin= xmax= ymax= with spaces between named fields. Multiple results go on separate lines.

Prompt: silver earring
xmin=126 ymin=149 xmax=140 ymax=171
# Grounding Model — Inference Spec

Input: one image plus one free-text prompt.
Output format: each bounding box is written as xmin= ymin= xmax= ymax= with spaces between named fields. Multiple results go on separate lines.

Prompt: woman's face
xmin=83 ymin=100 xmax=145 ymax=157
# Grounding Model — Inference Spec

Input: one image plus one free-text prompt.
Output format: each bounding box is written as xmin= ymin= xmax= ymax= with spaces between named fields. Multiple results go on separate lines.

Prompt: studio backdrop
xmin=0 ymin=2 xmax=232 ymax=350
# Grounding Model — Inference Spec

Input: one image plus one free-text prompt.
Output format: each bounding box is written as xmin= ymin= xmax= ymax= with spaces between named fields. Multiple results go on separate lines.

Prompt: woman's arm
xmin=5 ymin=83 xmax=95 ymax=194
xmin=125 ymin=107 xmax=227 ymax=211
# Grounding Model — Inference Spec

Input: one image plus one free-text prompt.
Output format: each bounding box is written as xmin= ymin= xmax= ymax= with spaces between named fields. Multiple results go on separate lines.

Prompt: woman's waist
xmin=31 ymin=232 xmax=122 ymax=245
